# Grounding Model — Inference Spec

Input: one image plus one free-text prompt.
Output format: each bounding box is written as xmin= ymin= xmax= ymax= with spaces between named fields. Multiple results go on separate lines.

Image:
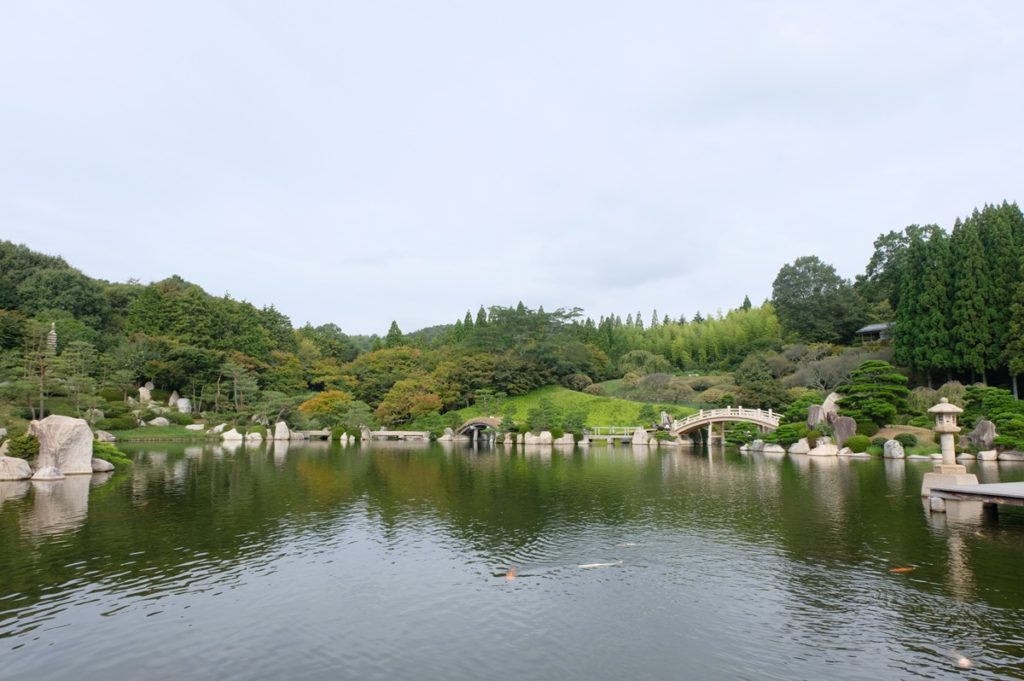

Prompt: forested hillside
xmin=1 ymin=200 xmax=1022 ymax=439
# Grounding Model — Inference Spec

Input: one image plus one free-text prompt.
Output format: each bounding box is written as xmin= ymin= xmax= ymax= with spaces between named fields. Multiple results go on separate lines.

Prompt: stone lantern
xmin=921 ymin=397 xmax=978 ymax=497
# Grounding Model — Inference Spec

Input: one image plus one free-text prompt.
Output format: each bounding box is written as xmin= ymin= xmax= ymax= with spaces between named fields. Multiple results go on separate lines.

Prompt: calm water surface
xmin=1 ymin=442 xmax=1023 ymax=680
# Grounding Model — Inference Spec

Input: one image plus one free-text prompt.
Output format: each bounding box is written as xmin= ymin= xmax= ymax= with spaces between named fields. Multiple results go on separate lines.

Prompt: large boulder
xmin=221 ymin=428 xmax=244 ymax=441
xmin=144 ymin=381 xmax=155 ymax=391
xmin=968 ymin=420 xmax=998 ymax=450
xmin=148 ymin=417 xmax=170 ymax=427
xmin=806 ymin=405 xmax=826 ymax=428
xmin=821 ymin=392 xmax=841 ymax=422
xmin=245 ymin=432 xmax=263 ymax=443
xmin=32 ymin=466 xmax=65 ymax=481
xmin=977 ymin=450 xmax=998 ymax=461
xmin=999 ymin=451 xmax=1024 ymax=461
xmin=832 ymin=416 xmax=857 ymax=448
xmin=437 ymin=427 xmax=454 ymax=443
xmin=762 ymin=443 xmax=786 ymax=454
xmin=883 ymin=440 xmax=905 ymax=459
xmin=553 ymin=433 xmax=575 ymax=446
xmin=208 ymin=423 xmax=227 ymax=435
xmin=94 ymin=430 xmax=117 ymax=442
xmin=631 ymin=427 xmax=649 ymax=445
xmin=176 ymin=398 xmax=192 ymax=414
xmin=0 ymin=456 xmax=32 ymax=480
xmin=29 ymin=415 xmax=94 ymax=475
xmin=91 ymin=458 xmax=115 ymax=473
xmin=538 ymin=431 xmax=553 ymax=444
xmin=808 ymin=443 xmax=839 ymax=456
xmin=273 ymin=422 xmax=291 ymax=441
xmin=168 ymin=390 xmax=180 ymax=407
xmin=138 ymin=386 xmax=152 ymax=403
xmin=789 ymin=438 xmax=811 ymax=455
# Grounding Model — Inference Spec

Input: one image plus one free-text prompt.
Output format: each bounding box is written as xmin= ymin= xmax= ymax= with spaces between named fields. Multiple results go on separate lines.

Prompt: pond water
xmin=1 ymin=442 xmax=1023 ymax=680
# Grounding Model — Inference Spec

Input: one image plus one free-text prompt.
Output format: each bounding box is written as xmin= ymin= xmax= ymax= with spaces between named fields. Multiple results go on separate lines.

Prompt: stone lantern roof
xmin=927 ymin=397 xmax=963 ymax=415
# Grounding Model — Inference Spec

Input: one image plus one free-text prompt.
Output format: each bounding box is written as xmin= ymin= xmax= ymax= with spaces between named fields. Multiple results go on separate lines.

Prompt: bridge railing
xmin=671 ymin=407 xmax=780 ymax=430
xmin=586 ymin=426 xmax=639 ymax=436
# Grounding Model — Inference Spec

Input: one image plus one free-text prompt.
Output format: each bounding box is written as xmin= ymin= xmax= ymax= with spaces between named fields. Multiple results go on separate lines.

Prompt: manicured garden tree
xmin=838 ymin=360 xmax=909 ymax=427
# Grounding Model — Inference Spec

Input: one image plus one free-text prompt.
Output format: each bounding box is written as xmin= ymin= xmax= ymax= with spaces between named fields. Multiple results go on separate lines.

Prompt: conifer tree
xmin=949 ymin=217 xmax=990 ymax=381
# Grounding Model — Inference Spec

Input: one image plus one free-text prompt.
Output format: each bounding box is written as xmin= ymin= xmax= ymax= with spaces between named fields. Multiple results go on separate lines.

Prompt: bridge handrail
xmin=671 ymin=407 xmax=780 ymax=430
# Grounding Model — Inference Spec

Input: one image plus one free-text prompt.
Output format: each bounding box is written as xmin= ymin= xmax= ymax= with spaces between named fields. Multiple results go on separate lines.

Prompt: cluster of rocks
xmin=127 ymin=383 xmax=193 ymax=427
xmin=0 ymin=415 xmax=117 ymax=481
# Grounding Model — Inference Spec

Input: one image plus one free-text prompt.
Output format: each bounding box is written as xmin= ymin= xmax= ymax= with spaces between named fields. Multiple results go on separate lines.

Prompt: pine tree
xmin=949 ymin=217 xmax=990 ymax=381
xmin=741 ymin=295 xmax=752 ymax=310
xmin=384 ymin=320 xmax=404 ymax=348
xmin=463 ymin=310 xmax=474 ymax=327
xmin=650 ymin=309 xmax=659 ymax=327
xmin=475 ymin=305 xmax=488 ymax=327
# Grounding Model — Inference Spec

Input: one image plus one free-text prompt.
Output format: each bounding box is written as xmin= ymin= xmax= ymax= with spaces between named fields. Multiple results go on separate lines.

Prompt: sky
xmin=2 ymin=1 xmax=1023 ymax=335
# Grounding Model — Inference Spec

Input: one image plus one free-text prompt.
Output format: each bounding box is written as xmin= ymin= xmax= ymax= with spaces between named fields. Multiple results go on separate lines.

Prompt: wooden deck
xmin=929 ymin=482 xmax=1024 ymax=508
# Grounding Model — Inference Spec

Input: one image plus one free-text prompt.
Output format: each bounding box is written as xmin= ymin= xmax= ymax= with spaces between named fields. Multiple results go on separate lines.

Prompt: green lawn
xmin=109 ymin=425 xmax=214 ymax=442
xmin=449 ymin=385 xmax=696 ymax=427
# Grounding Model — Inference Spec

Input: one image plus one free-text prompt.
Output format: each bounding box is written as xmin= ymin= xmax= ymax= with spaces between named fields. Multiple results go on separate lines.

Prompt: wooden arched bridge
xmin=670 ymin=406 xmax=780 ymax=435
xmin=587 ymin=407 xmax=780 ymax=444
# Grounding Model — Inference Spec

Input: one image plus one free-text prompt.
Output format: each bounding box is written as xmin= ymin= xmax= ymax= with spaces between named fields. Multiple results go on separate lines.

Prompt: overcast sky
xmin=2 ymin=2 xmax=1022 ymax=335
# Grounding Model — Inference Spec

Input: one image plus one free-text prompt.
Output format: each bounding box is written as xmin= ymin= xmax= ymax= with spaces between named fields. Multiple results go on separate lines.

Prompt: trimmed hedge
xmin=895 ymin=433 xmax=918 ymax=448
xmin=845 ymin=434 xmax=870 ymax=453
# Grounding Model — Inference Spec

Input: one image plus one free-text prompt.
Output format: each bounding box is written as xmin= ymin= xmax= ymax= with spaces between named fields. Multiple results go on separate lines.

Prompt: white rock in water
xmin=0 ymin=456 xmax=32 ymax=480
xmin=837 ymin=447 xmax=853 ymax=457
xmin=763 ymin=444 xmax=786 ymax=454
xmin=221 ymin=428 xmax=244 ymax=441
xmin=929 ymin=496 xmax=946 ymax=513
xmin=147 ymin=417 xmax=170 ymax=427
xmin=273 ymin=421 xmax=291 ymax=441
xmin=631 ymin=427 xmax=648 ymax=445
xmin=883 ymin=440 xmax=905 ymax=459
xmin=29 ymin=415 xmax=94 ymax=475
xmin=32 ymin=466 xmax=65 ymax=481
xmin=977 ymin=449 xmax=998 ymax=461
xmin=998 ymin=451 xmax=1024 ymax=461
xmin=94 ymin=430 xmax=117 ymax=443
xmin=808 ymin=443 xmax=839 ymax=456
xmin=245 ymin=432 xmax=263 ymax=442
xmin=91 ymin=458 xmax=115 ymax=473
xmin=789 ymin=438 xmax=811 ymax=455
xmin=553 ymin=433 xmax=575 ymax=446
xmin=176 ymin=398 xmax=191 ymax=414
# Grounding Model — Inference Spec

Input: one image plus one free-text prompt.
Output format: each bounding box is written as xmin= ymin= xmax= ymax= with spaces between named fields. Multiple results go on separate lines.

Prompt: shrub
xmin=871 ymin=437 xmax=887 ymax=448
xmin=165 ymin=411 xmax=195 ymax=426
xmin=92 ymin=441 xmax=132 ymax=470
xmin=6 ymin=433 xmax=39 ymax=459
xmin=907 ymin=415 xmax=932 ymax=428
xmin=766 ymin=422 xmax=807 ymax=447
xmin=895 ymin=433 xmax=918 ymax=448
xmin=582 ymin=384 xmax=605 ymax=396
xmin=561 ymin=373 xmax=593 ymax=391
xmin=653 ymin=430 xmax=676 ymax=442
xmin=97 ymin=417 xmax=139 ymax=431
xmin=805 ymin=429 xmax=822 ymax=446
xmin=867 ymin=444 xmax=884 ymax=456
xmin=856 ymin=420 xmax=879 ymax=437
xmin=138 ymin=408 xmax=158 ymax=421
xmin=845 ymin=434 xmax=870 ymax=453
xmin=104 ymin=401 xmax=130 ymax=418
xmin=98 ymin=388 xmax=123 ymax=402
xmin=549 ymin=427 xmax=565 ymax=440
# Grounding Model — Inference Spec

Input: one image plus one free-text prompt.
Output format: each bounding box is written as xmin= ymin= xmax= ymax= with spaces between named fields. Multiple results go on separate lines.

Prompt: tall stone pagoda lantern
xmin=921 ymin=397 xmax=978 ymax=497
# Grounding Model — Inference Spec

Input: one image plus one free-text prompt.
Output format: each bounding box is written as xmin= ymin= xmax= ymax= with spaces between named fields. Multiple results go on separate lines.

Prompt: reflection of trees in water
xmin=2 ymin=443 xmax=1024 ymax=626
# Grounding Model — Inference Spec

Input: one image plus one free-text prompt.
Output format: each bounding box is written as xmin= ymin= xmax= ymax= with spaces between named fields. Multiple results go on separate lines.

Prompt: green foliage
xmin=844 ymin=434 xmax=870 ymax=453
xmin=805 ymin=429 xmax=822 ymax=446
xmin=856 ymin=420 xmax=880 ymax=437
xmin=894 ymin=433 xmax=918 ymax=448
xmin=771 ymin=255 xmax=867 ymax=343
xmin=92 ymin=441 xmax=132 ymax=469
xmin=527 ymin=397 xmax=563 ymax=432
xmin=548 ymin=426 xmax=565 ymax=440
xmin=965 ymin=384 xmax=1024 ymax=450
xmin=838 ymin=360 xmax=909 ymax=426
xmin=870 ymin=437 xmax=887 ymax=448
xmin=765 ymin=422 xmax=806 ymax=447
xmin=96 ymin=416 xmax=138 ymax=431
xmin=6 ymin=432 xmax=39 ymax=459
xmin=165 ymin=411 xmax=195 ymax=426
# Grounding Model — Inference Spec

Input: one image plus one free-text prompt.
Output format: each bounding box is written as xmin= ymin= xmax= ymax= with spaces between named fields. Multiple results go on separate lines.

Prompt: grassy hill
xmin=449 ymin=385 xmax=697 ymax=428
